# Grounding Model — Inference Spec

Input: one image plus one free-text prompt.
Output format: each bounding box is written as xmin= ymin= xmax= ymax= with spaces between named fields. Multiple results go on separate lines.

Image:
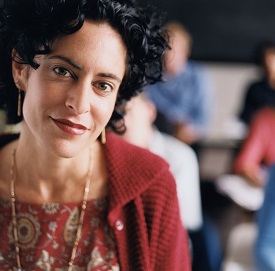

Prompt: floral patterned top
xmin=0 ymin=197 xmax=120 ymax=271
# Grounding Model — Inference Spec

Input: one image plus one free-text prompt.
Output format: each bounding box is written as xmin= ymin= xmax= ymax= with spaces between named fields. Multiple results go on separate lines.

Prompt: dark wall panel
xmin=1 ymin=0 xmax=275 ymax=63
xmin=140 ymin=0 xmax=275 ymax=63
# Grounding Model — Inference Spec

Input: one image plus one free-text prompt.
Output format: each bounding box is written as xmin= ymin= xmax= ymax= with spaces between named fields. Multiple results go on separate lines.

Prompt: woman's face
xmin=13 ymin=20 xmax=127 ymax=157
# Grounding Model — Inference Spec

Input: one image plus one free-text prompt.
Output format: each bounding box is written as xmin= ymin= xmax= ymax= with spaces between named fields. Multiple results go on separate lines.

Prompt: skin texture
xmin=0 ymin=20 xmax=127 ymax=203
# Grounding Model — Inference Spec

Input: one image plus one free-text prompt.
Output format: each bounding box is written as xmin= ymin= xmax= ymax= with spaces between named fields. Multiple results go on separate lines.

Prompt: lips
xmin=51 ymin=117 xmax=89 ymax=135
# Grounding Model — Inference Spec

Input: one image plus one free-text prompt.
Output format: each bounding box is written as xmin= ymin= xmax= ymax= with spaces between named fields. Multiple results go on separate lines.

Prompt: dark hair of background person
xmin=0 ymin=0 xmax=168 ymax=133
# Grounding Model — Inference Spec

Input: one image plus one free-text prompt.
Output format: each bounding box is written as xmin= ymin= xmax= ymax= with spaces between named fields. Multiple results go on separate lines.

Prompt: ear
xmin=11 ymin=49 xmax=29 ymax=91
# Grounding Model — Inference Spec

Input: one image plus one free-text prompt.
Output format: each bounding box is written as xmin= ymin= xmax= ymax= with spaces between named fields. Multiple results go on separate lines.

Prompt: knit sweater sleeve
xmin=142 ymin=168 xmax=191 ymax=271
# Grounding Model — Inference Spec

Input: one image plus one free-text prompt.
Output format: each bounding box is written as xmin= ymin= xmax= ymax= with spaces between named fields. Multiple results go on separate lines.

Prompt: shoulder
xmin=186 ymin=60 xmax=206 ymax=74
xmin=104 ymin=133 xmax=176 ymax=204
xmin=152 ymin=131 xmax=198 ymax=178
xmin=248 ymin=108 xmax=275 ymax=138
xmin=254 ymin=107 xmax=275 ymax=122
xmin=185 ymin=61 xmax=210 ymax=86
xmin=246 ymin=79 xmax=267 ymax=92
xmin=152 ymin=130 xmax=197 ymax=163
xmin=162 ymin=132 xmax=195 ymax=154
xmin=105 ymin=132 xmax=169 ymax=170
xmin=104 ymin=132 xmax=172 ymax=181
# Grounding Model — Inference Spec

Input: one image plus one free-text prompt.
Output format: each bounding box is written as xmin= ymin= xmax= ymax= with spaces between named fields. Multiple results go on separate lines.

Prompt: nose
xmin=65 ymin=81 xmax=91 ymax=115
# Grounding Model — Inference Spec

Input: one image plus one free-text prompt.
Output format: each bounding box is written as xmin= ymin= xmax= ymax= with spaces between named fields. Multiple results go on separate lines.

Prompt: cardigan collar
xmin=104 ymin=132 xmax=169 ymax=210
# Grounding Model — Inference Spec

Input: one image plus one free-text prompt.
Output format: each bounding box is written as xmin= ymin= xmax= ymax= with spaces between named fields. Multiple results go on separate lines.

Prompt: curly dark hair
xmin=0 ymin=0 xmax=168 ymax=133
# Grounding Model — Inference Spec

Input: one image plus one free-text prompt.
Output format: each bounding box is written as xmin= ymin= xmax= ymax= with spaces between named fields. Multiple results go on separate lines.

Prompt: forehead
xmin=169 ymin=32 xmax=188 ymax=50
xmin=47 ymin=20 xmax=127 ymax=71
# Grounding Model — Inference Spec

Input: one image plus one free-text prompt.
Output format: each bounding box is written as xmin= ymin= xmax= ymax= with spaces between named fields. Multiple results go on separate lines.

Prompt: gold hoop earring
xmin=101 ymin=128 xmax=106 ymax=144
xmin=17 ymin=89 xmax=22 ymax=117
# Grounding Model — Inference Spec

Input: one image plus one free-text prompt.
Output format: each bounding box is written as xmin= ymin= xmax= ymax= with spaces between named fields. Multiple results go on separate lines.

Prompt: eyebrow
xmin=47 ymin=55 xmax=122 ymax=83
xmin=97 ymin=73 xmax=122 ymax=83
xmin=48 ymin=55 xmax=81 ymax=69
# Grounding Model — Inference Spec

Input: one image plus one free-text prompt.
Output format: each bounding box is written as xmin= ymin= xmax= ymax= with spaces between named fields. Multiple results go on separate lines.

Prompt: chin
xmin=45 ymin=140 xmax=89 ymax=159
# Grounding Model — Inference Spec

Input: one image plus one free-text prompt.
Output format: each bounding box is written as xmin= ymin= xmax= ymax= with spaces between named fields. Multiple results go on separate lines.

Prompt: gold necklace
xmin=10 ymin=147 xmax=94 ymax=271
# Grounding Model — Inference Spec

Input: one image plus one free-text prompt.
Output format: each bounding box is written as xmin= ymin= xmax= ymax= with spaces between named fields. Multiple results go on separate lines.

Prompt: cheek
xmin=21 ymin=94 xmax=41 ymax=129
xmin=25 ymin=80 xmax=64 ymax=109
xmin=92 ymin=95 xmax=117 ymax=126
xmin=22 ymin=92 xmax=50 ymax=125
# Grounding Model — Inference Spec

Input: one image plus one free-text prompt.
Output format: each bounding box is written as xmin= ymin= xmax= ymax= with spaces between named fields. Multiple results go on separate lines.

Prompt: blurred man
xmin=146 ymin=21 xmax=213 ymax=148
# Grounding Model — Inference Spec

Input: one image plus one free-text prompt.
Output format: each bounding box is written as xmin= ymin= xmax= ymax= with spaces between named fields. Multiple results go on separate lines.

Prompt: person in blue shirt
xmin=146 ymin=21 xmax=213 ymax=147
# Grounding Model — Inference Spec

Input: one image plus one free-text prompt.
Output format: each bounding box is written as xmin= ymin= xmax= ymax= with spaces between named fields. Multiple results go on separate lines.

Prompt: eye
xmin=95 ymin=82 xmax=113 ymax=94
xmin=53 ymin=67 xmax=72 ymax=77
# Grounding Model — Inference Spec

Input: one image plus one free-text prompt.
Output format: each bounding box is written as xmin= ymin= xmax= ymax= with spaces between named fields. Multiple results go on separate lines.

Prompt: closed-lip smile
xmin=51 ymin=117 xmax=89 ymax=135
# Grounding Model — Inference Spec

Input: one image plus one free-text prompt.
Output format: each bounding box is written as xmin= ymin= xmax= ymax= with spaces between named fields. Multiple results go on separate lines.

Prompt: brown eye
xmin=53 ymin=67 xmax=71 ymax=77
xmin=95 ymin=82 xmax=113 ymax=94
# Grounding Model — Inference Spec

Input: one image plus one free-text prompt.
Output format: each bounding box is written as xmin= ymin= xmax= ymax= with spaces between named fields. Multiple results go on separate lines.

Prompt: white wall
xmin=201 ymin=62 xmax=262 ymax=141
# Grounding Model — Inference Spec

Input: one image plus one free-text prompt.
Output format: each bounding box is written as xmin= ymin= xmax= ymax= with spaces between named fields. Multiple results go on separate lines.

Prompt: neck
xmin=14 ymin=143 xmax=91 ymax=203
xmin=17 ymin=145 xmax=89 ymax=184
xmin=11 ymin=129 xmax=107 ymax=203
xmin=2 ymin=121 xmax=109 ymax=203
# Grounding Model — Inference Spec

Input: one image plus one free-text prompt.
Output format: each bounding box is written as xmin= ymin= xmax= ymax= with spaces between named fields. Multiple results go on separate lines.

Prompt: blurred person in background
xmin=239 ymin=41 xmax=275 ymax=126
xmin=236 ymin=43 xmax=275 ymax=267
xmin=146 ymin=21 xmax=213 ymax=152
xmin=234 ymin=106 xmax=275 ymax=187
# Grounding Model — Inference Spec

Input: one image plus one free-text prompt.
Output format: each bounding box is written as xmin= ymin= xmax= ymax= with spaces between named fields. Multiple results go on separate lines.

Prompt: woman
xmin=234 ymin=107 xmax=275 ymax=187
xmin=0 ymin=0 xmax=191 ymax=270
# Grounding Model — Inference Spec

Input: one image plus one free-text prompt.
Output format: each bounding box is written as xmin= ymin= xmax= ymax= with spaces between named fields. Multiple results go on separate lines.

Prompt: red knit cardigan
xmin=0 ymin=133 xmax=191 ymax=270
xmin=104 ymin=133 xmax=191 ymax=270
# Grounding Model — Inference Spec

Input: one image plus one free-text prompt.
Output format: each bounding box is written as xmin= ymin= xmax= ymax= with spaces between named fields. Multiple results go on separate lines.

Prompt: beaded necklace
xmin=10 ymin=147 xmax=93 ymax=271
